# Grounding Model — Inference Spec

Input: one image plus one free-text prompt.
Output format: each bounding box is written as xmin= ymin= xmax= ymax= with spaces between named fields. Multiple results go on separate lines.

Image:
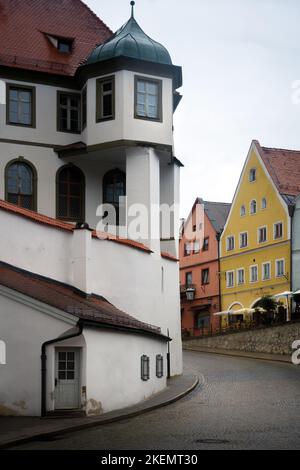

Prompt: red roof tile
xmin=0 ymin=0 xmax=112 ymax=76
xmin=255 ymin=141 xmax=300 ymax=198
xmin=0 ymin=261 xmax=164 ymax=338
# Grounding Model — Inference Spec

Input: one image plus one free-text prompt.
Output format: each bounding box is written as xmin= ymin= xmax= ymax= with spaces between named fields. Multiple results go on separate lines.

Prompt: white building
xmin=0 ymin=0 xmax=183 ymax=416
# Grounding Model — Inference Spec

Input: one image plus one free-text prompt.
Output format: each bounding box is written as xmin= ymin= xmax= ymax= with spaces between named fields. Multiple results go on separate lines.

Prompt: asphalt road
xmin=13 ymin=351 xmax=300 ymax=450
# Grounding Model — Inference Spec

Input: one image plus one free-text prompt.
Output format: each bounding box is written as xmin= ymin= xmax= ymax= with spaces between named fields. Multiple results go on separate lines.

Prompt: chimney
xmin=72 ymin=223 xmax=93 ymax=295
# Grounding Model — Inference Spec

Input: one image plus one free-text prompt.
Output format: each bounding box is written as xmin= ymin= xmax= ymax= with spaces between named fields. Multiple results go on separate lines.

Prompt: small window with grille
xmin=156 ymin=355 xmax=164 ymax=379
xmin=141 ymin=355 xmax=150 ymax=381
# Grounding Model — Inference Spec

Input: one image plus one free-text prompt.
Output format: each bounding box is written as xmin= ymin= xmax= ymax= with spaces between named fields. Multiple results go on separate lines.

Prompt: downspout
xmin=41 ymin=322 xmax=83 ymax=417
xmin=216 ymin=231 xmax=222 ymax=328
xmin=167 ymin=328 xmax=171 ymax=379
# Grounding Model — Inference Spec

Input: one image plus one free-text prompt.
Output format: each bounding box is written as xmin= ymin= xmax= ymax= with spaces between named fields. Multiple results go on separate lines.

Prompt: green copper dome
xmin=86 ymin=4 xmax=172 ymax=66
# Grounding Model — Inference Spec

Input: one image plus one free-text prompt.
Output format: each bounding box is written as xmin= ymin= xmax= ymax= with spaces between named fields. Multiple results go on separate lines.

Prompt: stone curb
xmin=184 ymin=347 xmax=292 ymax=364
xmin=0 ymin=375 xmax=199 ymax=449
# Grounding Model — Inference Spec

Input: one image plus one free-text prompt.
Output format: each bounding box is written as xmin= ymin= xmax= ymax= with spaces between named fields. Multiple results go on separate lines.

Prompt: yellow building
xmin=220 ymin=140 xmax=293 ymax=325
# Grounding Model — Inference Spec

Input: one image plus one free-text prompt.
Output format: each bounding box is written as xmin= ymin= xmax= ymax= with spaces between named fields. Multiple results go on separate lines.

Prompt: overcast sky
xmin=84 ymin=0 xmax=300 ymax=217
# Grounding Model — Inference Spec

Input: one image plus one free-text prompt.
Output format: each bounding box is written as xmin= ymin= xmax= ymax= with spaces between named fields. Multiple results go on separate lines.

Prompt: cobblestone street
xmin=13 ymin=351 xmax=300 ymax=450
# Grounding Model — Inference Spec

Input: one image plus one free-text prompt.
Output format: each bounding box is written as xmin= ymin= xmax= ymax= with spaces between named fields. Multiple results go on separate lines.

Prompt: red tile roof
xmin=0 ymin=0 xmax=112 ymax=76
xmin=0 ymin=261 xmax=165 ymax=338
xmin=255 ymin=141 xmax=300 ymax=198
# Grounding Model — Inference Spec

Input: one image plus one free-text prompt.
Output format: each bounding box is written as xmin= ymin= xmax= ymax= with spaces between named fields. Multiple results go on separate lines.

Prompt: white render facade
xmin=0 ymin=3 xmax=183 ymax=416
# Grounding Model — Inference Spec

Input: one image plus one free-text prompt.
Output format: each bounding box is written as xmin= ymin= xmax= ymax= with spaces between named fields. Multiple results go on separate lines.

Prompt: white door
xmin=55 ymin=349 xmax=80 ymax=410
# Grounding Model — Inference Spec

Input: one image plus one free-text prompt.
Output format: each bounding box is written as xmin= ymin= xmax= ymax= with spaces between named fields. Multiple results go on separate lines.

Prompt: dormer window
xmin=46 ymin=34 xmax=73 ymax=54
xmin=58 ymin=39 xmax=72 ymax=54
xmin=135 ymin=76 xmax=162 ymax=122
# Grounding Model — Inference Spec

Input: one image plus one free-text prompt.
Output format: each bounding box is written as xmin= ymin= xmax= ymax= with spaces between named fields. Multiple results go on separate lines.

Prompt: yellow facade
xmin=220 ymin=142 xmax=291 ymax=321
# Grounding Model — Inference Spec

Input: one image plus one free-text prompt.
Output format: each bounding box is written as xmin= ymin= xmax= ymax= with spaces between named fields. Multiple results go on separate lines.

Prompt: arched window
xmin=57 ymin=165 xmax=85 ymax=222
xmin=5 ymin=159 xmax=37 ymax=211
xmin=103 ymin=169 xmax=126 ymax=225
xmin=262 ymin=198 xmax=267 ymax=210
xmin=250 ymin=199 xmax=257 ymax=214
xmin=240 ymin=205 xmax=246 ymax=217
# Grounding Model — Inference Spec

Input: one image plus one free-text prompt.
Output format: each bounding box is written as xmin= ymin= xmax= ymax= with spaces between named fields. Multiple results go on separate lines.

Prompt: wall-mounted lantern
xmin=186 ymin=287 xmax=195 ymax=301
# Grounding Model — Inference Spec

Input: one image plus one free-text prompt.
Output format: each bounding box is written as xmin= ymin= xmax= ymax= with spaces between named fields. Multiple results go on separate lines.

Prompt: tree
xmin=255 ymin=296 xmax=278 ymax=313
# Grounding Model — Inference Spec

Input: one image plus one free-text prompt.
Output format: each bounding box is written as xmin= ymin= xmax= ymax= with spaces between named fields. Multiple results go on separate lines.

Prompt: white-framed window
xmin=249 ymin=168 xmax=257 ymax=182
xmin=258 ymin=226 xmax=267 ymax=244
xmin=276 ymin=259 xmax=285 ymax=278
xmin=184 ymin=243 xmax=192 ymax=256
xmin=193 ymin=241 xmax=200 ymax=254
xmin=262 ymin=262 xmax=271 ymax=281
xmin=274 ymin=222 xmax=283 ymax=240
xmin=250 ymin=200 xmax=257 ymax=214
xmin=135 ymin=77 xmax=162 ymax=121
xmin=261 ymin=198 xmax=267 ymax=210
xmin=240 ymin=205 xmax=246 ymax=217
xmin=240 ymin=232 xmax=248 ymax=248
xmin=237 ymin=268 xmax=245 ymax=285
xmin=226 ymin=236 xmax=235 ymax=251
xmin=226 ymin=271 xmax=235 ymax=288
xmin=250 ymin=265 xmax=258 ymax=283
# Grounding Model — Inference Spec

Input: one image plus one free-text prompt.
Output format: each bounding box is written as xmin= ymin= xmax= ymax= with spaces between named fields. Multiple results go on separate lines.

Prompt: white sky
xmin=84 ymin=0 xmax=300 ymax=217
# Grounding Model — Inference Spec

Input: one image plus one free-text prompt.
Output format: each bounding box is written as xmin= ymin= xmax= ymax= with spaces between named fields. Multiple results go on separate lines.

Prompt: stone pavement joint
xmin=183 ymin=345 xmax=292 ymax=364
xmin=0 ymin=374 xmax=199 ymax=449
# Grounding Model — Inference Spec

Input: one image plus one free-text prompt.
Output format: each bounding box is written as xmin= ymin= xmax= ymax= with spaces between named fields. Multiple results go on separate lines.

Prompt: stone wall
xmin=183 ymin=322 xmax=300 ymax=356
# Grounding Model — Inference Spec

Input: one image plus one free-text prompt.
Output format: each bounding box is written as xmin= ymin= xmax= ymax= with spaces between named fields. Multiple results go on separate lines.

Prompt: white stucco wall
xmin=292 ymin=196 xmax=300 ymax=291
xmin=0 ymin=288 xmax=77 ymax=416
xmin=84 ymin=328 xmax=167 ymax=415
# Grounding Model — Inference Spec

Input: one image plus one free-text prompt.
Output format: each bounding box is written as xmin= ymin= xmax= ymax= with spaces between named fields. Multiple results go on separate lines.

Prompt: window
xmin=141 ymin=355 xmax=150 ymax=381
xmin=57 ymin=165 xmax=85 ymax=222
xmin=57 ymin=39 xmax=72 ymax=54
xmin=184 ymin=243 xmax=192 ymax=256
xmin=240 ymin=205 xmax=246 ymax=217
xmin=226 ymin=271 xmax=234 ymax=288
xmin=193 ymin=241 xmax=200 ymax=254
xmin=57 ymin=92 xmax=81 ymax=133
xmin=96 ymin=76 xmax=115 ymax=121
xmin=82 ymin=87 xmax=87 ymax=130
xmin=274 ymin=222 xmax=283 ymax=240
xmin=156 ymin=355 xmax=164 ymax=379
xmin=240 ymin=232 xmax=248 ymax=248
xmin=262 ymin=198 xmax=267 ymax=210
xmin=249 ymin=168 xmax=257 ymax=182
xmin=185 ymin=272 xmax=193 ymax=287
xmin=203 ymin=237 xmax=209 ymax=251
xmin=135 ymin=76 xmax=162 ymax=121
xmin=276 ymin=259 xmax=285 ymax=278
xmin=250 ymin=265 xmax=258 ymax=283
xmin=258 ymin=227 xmax=267 ymax=243
xmin=7 ymin=84 xmax=36 ymax=127
xmin=237 ymin=268 xmax=245 ymax=285
xmin=103 ymin=169 xmax=126 ymax=226
xmin=250 ymin=200 xmax=257 ymax=214
xmin=202 ymin=269 xmax=210 ymax=285
xmin=226 ymin=236 xmax=235 ymax=251
xmin=5 ymin=160 xmax=37 ymax=211
xmin=58 ymin=351 xmax=75 ymax=380
xmin=262 ymin=262 xmax=271 ymax=281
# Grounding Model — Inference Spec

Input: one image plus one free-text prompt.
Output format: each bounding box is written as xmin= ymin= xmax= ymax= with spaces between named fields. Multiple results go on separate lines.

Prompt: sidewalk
xmin=184 ymin=345 xmax=292 ymax=364
xmin=0 ymin=374 xmax=198 ymax=449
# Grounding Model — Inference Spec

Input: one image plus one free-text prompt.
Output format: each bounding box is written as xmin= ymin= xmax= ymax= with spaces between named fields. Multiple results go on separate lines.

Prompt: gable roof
xmin=0 ymin=261 xmax=166 ymax=339
xmin=0 ymin=0 xmax=112 ymax=76
xmin=203 ymin=201 xmax=231 ymax=234
xmin=255 ymin=140 xmax=300 ymax=200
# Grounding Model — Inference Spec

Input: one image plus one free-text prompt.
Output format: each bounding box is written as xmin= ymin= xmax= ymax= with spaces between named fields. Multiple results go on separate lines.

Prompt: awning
xmin=293 ymin=290 xmax=300 ymax=295
xmin=214 ymin=310 xmax=244 ymax=317
xmin=273 ymin=291 xmax=293 ymax=298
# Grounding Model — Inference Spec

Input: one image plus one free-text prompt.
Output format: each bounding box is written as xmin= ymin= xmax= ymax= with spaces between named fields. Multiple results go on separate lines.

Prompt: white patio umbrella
xmin=293 ymin=290 xmax=300 ymax=295
xmin=273 ymin=291 xmax=293 ymax=298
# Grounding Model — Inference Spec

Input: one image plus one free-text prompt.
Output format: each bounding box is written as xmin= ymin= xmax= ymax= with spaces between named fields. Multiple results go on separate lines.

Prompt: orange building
xmin=180 ymin=199 xmax=230 ymax=336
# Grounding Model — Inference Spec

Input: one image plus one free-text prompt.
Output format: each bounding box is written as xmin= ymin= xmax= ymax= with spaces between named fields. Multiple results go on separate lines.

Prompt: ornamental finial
xmin=130 ymin=1 xmax=135 ymax=18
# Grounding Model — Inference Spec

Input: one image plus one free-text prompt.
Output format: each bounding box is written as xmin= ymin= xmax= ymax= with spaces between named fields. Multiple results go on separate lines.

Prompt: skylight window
xmin=46 ymin=34 xmax=73 ymax=54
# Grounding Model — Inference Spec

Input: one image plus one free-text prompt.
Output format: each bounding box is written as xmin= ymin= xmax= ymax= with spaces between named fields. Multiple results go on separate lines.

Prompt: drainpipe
xmin=167 ymin=328 xmax=171 ymax=379
xmin=41 ymin=322 xmax=83 ymax=417
xmin=216 ymin=231 xmax=222 ymax=329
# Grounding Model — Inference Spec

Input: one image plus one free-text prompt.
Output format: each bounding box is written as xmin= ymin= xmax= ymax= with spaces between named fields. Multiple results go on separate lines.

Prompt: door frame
xmin=54 ymin=347 xmax=81 ymax=410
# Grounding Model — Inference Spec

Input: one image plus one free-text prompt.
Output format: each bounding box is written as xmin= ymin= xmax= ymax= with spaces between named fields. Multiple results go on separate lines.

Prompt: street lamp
xmin=186 ymin=287 xmax=195 ymax=301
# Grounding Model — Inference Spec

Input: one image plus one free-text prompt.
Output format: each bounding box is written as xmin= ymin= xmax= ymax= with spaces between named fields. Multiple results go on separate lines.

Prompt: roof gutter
xmin=41 ymin=322 xmax=83 ymax=417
